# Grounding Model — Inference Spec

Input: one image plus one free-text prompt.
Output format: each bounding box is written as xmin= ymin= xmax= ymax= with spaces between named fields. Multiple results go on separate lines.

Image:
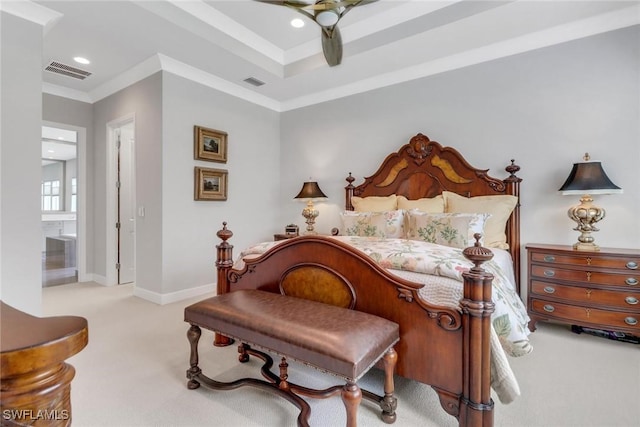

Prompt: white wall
xmin=0 ymin=13 xmax=44 ymax=314
xmin=280 ymin=26 xmax=640 ymax=264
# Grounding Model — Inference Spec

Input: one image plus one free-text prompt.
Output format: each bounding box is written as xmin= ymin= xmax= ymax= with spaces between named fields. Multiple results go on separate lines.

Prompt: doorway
xmin=41 ymin=123 xmax=86 ymax=287
xmin=106 ymin=116 xmax=136 ymax=285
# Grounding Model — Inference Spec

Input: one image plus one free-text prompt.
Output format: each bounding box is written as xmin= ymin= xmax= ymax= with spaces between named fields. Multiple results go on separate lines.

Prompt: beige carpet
xmin=42 ymin=282 xmax=639 ymax=427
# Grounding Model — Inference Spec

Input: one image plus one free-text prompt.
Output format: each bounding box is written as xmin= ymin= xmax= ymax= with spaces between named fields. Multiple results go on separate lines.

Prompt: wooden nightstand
xmin=274 ymin=233 xmax=298 ymax=241
xmin=526 ymin=244 xmax=640 ymax=336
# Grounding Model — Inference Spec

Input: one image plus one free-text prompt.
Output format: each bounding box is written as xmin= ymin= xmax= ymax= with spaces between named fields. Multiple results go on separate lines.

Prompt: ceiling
xmin=7 ymin=1 xmax=640 ymax=111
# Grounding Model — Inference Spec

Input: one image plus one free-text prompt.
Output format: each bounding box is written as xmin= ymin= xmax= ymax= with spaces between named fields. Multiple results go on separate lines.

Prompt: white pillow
xmin=351 ymin=195 xmax=397 ymax=212
xmin=406 ymin=211 xmax=490 ymax=249
xmin=340 ymin=210 xmax=405 ymax=238
xmin=442 ymin=191 xmax=517 ymax=249
xmin=397 ymin=195 xmax=445 ymax=213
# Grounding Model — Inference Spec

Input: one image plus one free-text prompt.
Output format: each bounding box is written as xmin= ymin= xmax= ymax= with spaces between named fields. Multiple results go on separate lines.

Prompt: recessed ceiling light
xmin=73 ymin=57 xmax=90 ymax=65
xmin=291 ymin=18 xmax=304 ymax=28
xmin=48 ymin=149 xmax=55 ymax=153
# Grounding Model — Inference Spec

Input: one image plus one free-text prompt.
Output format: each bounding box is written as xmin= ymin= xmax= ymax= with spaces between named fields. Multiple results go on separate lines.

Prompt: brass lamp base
xmin=301 ymin=200 xmax=319 ymax=235
xmin=573 ymin=242 xmax=600 ymax=252
xmin=568 ymin=194 xmax=604 ymax=251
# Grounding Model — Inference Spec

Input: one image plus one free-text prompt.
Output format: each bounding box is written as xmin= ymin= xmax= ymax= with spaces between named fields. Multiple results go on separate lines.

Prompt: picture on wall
xmin=194 ymin=167 xmax=228 ymax=201
xmin=194 ymin=125 xmax=227 ymax=163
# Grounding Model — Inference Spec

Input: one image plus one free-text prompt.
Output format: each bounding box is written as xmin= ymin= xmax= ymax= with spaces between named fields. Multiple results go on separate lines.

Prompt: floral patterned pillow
xmin=406 ymin=211 xmax=490 ymax=249
xmin=340 ymin=210 xmax=405 ymax=238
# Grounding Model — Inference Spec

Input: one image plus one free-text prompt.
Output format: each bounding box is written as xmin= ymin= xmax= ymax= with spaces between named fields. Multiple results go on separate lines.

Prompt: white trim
xmin=105 ymin=114 xmax=136 ymax=286
xmin=39 ymin=4 xmax=640 ymax=112
xmin=168 ymin=0 xmax=283 ymax=63
xmin=0 ymin=0 xmax=62 ymax=34
xmin=42 ymin=83 xmax=92 ymax=104
xmin=89 ymin=55 xmax=162 ymax=104
xmin=157 ymin=54 xmax=281 ymax=112
xmin=41 ymin=121 xmax=88 ymax=283
xmin=91 ymin=274 xmax=108 ymax=286
xmin=133 ymin=282 xmax=216 ymax=305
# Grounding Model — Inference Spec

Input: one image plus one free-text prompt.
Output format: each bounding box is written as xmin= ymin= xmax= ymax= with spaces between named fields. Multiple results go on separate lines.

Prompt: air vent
xmin=243 ymin=77 xmax=265 ymax=87
xmin=44 ymin=61 xmax=92 ymax=80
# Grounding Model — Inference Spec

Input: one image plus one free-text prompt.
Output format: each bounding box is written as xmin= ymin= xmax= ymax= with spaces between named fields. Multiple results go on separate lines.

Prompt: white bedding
xmin=234 ymin=236 xmax=531 ymax=403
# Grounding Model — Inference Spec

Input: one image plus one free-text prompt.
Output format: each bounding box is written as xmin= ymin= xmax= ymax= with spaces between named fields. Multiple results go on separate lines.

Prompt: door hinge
xmin=116 ymin=222 xmax=121 ymax=229
xmin=116 ymin=180 xmax=121 ymax=189
xmin=116 ymin=263 xmax=121 ymax=270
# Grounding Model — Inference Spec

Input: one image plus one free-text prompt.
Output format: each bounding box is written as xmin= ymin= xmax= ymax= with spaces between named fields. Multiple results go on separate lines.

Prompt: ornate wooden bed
xmin=213 ymin=133 xmax=522 ymax=426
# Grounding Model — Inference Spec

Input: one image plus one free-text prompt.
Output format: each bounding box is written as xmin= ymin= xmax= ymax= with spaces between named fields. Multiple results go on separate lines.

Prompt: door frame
xmin=42 ymin=120 xmax=87 ymax=282
xmin=106 ymin=114 xmax=135 ymax=286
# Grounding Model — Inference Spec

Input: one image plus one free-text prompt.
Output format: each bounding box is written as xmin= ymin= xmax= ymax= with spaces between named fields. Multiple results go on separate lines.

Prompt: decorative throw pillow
xmin=406 ymin=211 xmax=490 ymax=249
xmin=442 ymin=191 xmax=517 ymax=250
xmin=351 ymin=195 xmax=397 ymax=212
xmin=397 ymin=195 xmax=445 ymax=213
xmin=340 ymin=210 xmax=405 ymax=238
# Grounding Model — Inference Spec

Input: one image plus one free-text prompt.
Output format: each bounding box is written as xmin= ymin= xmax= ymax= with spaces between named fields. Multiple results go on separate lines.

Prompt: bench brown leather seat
xmin=184 ymin=289 xmax=399 ymax=426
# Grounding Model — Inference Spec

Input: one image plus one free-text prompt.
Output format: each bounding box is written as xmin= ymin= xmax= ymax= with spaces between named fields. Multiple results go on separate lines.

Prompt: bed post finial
xmin=463 ymin=234 xmax=494 ymax=273
xmin=215 ymin=222 xmax=234 ymax=347
xmin=459 ymin=236 xmax=495 ymax=426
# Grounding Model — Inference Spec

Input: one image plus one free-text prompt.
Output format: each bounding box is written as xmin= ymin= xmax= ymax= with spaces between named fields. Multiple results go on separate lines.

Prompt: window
xmin=42 ymin=180 xmax=60 ymax=211
xmin=71 ymin=177 xmax=77 ymax=212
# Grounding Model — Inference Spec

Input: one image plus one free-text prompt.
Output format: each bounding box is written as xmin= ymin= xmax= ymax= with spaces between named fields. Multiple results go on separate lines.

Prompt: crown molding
xmin=41 ymin=3 xmax=639 ymax=113
xmin=0 ymin=0 xmax=62 ymax=34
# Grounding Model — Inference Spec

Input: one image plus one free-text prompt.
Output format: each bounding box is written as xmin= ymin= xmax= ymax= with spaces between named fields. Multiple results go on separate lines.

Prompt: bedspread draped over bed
xmin=235 ymin=236 xmax=532 ymax=404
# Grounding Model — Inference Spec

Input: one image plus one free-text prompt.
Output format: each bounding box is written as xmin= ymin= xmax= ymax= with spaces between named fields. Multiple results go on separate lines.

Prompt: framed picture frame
xmin=194 ymin=167 xmax=228 ymax=201
xmin=194 ymin=126 xmax=227 ymax=163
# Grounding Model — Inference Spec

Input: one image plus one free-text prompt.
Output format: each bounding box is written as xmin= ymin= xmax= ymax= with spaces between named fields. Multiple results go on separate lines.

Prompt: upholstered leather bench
xmin=184 ymin=289 xmax=399 ymax=427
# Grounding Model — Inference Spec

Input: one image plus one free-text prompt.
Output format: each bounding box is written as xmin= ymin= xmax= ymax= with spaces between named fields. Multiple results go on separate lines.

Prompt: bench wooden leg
xmin=381 ymin=347 xmax=398 ymax=424
xmin=342 ymin=381 xmax=362 ymax=427
xmin=186 ymin=324 xmax=202 ymax=390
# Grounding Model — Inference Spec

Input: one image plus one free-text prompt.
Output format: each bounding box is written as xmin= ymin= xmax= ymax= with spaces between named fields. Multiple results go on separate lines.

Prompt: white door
xmin=117 ymin=124 xmax=135 ymax=284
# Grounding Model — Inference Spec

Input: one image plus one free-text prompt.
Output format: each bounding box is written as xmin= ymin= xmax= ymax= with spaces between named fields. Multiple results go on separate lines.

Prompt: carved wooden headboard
xmin=344 ymin=133 xmax=523 ymax=290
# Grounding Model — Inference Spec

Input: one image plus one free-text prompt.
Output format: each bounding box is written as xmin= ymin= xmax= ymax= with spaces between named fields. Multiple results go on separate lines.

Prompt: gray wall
xmin=0 ymin=13 xmax=44 ymax=314
xmin=280 ymin=26 xmax=640 ymax=265
xmin=161 ymin=73 xmax=281 ymax=294
xmin=93 ymin=73 xmax=163 ymax=290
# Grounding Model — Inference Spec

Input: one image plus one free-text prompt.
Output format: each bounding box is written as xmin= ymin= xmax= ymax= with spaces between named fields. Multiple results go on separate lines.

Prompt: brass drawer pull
xmin=624 ymin=317 xmax=638 ymax=326
xmin=543 ymin=255 xmax=556 ymax=263
xmin=626 ymin=278 xmax=639 ymax=286
xmin=625 ymin=296 xmax=639 ymax=305
xmin=543 ymin=304 xmax=555 ymax=313
xmin=543 ymin=270 xmax=555 ymax=277
xmin=543 ymin=286 xmax=555 ymax=294
xmin=626 ymin=261 xmax=638 ymax=270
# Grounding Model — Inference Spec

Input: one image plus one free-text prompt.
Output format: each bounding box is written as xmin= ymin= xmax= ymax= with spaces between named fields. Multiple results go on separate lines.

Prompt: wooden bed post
xmin=214 ymin=222 xmax=234 ymax=347
xmin=504 ymin=160 xmax=522 ymax=294
xmin=459 ymin=235 xmax=495 ymax=427
xmin=345 ymin=172 xmax=356 ymax=211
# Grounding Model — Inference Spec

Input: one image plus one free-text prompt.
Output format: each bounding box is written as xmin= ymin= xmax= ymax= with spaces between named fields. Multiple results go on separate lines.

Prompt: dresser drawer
xmin=530 ymin=280 xmax=640 ymax=310
xmin=530 ymin=298 xmax=640 ymax=332
xmin=530 ymin=265 xmax=640 ymax=288
xmin=530 ymin=252 xmax=640 ymax=271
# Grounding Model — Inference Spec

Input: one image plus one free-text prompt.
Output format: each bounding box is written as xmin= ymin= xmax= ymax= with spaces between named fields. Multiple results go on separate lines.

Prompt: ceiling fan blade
xmin=321 ymin=26 xmax=343 ymax=67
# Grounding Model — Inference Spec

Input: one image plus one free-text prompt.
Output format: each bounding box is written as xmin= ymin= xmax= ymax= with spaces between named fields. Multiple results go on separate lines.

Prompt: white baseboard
xmin=91 ymin=274 xmax=108 ymax=286
xmin=133 ymin=283 xmax=215 ymax=305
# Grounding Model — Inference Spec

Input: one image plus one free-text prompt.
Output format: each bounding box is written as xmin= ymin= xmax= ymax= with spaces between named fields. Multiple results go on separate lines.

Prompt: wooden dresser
xmin=526 ymin=244 xmax=640 ymax=336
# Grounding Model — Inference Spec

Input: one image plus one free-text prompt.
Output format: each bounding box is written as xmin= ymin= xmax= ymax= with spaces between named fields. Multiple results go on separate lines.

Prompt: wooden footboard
xmin=214 ymin=223 xmax=496 ymax=427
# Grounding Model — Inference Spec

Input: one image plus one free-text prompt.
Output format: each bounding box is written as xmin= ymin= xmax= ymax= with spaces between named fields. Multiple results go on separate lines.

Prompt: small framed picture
xmin=194 ymin=125 xmax=227 ymax=163
xmin=195 ymin=167 xmax=228 ymax=201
